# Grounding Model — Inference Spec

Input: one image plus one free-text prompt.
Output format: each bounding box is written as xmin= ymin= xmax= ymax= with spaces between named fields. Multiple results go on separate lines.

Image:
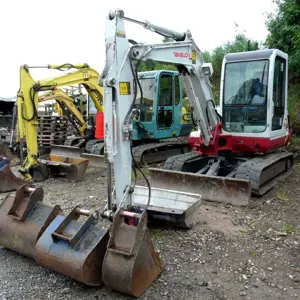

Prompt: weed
xmin=249 ymin=250 xmax=258 ymax=257
xmin=283 ymin=223 xmax=296 ymax=234
xmin=277 ymin=183 xmax=289 ymax=202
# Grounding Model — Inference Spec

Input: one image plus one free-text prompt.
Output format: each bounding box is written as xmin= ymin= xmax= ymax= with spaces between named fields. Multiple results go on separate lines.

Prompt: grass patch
xmin=151 ymin=228 xmax=163 ymax=241
xmin=249 ymin=250 xmax=258 ymax=257
xmin=283 ymin=223 xmax=297 ymax=234
xmin=277 ymin=183 xmax=289 ymax=202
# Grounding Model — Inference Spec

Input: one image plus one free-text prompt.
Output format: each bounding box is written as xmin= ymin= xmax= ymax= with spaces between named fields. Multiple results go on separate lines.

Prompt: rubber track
xmin=164 ymin=150 xmax=294 ymax=197
xmin=163 ymin=152 xmax=200 ymax=171
xmin=64 ymin=137 xmax=84 ymax=147
xmin=132 ymin=141 xmax=190 ymax=166
xmin=236 ymin=151 xmax=293 ymax=196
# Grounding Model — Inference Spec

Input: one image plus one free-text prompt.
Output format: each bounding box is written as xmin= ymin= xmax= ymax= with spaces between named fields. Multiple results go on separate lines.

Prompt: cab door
xmin=156 ymin=72 xmax=175 ymax=138
xmin=270 ymin=54 xmax=288 ymax=140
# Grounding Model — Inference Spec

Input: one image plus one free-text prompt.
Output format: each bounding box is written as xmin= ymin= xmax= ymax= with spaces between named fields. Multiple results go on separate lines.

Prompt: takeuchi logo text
xmin=173 ymin=52 xmax=190 ymax=58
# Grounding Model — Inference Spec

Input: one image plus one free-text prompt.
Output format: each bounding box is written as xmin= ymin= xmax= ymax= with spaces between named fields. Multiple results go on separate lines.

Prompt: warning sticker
xmin=191 ymin=50 xmax=196 ymax=64
xmin=119 ymin=82 xmax=131 ymax=95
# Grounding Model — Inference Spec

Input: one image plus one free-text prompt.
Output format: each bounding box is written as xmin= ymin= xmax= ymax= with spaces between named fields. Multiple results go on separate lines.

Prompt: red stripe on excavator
xmin=190 ymin=134 xmax=290 ymax=155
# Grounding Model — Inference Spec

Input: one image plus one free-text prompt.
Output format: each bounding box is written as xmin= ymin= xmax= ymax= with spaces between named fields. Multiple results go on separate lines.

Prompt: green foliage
xmin=265 ymin=0 xmax=300 ymax=132
xmin=204 ymin=28 xmax=259 ymax=103
xmin=139 ymin=60 xmax=177 ymax=72
xmin=277 ymin=183 xmax=289 ymax=202
xmin=265 ymin=0 xmax=300 ymax=81
xmin=283 ymin=223 xmax=296 ymax=234
xmin=249 ymin=250 xmax=258 ymax=257
xmin=138 ymin=29 xmax=259 ymax=106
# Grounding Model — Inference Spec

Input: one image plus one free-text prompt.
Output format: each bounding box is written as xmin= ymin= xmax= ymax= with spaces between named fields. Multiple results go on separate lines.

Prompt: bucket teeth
xmin=102 ymin=208 xmax=164 ymax=297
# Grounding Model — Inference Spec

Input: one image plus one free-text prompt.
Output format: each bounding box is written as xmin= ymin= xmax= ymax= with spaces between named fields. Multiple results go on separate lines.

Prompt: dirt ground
xmin=0 ymin=158 xmax=300 ymax=300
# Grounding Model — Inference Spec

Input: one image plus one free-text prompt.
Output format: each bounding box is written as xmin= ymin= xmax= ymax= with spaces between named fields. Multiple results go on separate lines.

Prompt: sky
xmin=0 ymin=0 xmax=277 ymax=97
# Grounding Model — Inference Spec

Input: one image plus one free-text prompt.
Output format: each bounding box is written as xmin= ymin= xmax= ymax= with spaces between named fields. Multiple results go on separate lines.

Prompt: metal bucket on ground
xmin=0 ymin=184 xmax=62 ymax=258
xmin=0 ymin=157 xmax=30 ymax=192
xmin=35 ymin=206 xmax=109 ymax=286
xmin=148 ymin=167 xmax=251 ymax=206
xmin=38 ymin=153 xmax=89 ymax=181
xmin=130 ymin=186 xmax=202 ymax=228
xmin=102 ymin=208 xmax=164 ymax=297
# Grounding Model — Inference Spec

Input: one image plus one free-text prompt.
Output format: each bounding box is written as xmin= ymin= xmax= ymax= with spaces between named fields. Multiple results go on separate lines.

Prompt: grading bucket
xmin=0 ymin=184 xmax=62 ymax=258
xmin=130 ymin=185 xmax=202 ymax=228
xmin=38 ymin=153 xmax=89 ymax=181
xmin=102 ymin=208 xmax=164 ymax=297
xmin=35 ymin=206 xmax=109 ymax=286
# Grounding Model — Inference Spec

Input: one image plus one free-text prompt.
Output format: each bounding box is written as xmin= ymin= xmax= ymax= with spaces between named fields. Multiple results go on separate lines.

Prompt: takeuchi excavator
xmin=164 ymin=49 xmax=293 ymax=197
xmin=16 ymin=63 xmax=104 ymax=181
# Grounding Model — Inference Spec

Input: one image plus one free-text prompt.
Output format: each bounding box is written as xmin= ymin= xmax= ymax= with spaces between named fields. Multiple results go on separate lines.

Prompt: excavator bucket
xmin=0 ymin=184 xmax=62 ymax=259
xmin=0 ymin=158 xmax=29 ymax=192
xmin=131 ymin=186 xmax=202 ymax=228
xmin=102 ymin=208 xmax=164 ymax=297
xmin=148 ymin=168 xmax=251 ymax=206
xmin=35 ymin=206 xmax=109 ymax=286
xmin=38 ymin=153 xmax=89 ymax=182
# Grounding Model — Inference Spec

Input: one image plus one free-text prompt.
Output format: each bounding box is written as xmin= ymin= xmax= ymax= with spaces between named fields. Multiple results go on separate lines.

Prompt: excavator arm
xmin=100 ymin=9 xmax=220 ymax=208
xmin=17 ymin=64 xmax=104 ymax=180
xmin=38 ymin=88 xmax=88 ymax=137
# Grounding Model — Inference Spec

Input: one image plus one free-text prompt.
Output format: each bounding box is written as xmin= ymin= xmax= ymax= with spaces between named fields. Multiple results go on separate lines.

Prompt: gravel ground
xmin=1 ymin=160 xmax=300 ymax=300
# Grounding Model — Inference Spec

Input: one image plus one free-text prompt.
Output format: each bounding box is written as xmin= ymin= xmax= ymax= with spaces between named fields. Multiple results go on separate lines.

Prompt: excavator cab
xmin=220 ymin=49 xmax=290 ymax=143
xmin=133 ymin=70 xmax=193 ymax=141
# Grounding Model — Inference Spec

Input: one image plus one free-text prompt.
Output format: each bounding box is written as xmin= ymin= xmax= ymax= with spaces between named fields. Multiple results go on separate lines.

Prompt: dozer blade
xmin=148 ymin=167 xmax=251 ymax=206
xmin=130 ymin=186 xmax=202 ymax=228
xmin=80 ymin=153 xmax=106 ymax=168
xmin=50 ymin=144 xmax=106 ymax=168
xmin=38 ymin=153 xmax=89 ymax=181
xmin=35 ymin=206 xmax=109 ymax=286
xmin=0 ymin=184 xmax=62 ymax=259
xmin=0 ymin=160 xmax=30 ymax=192
xmin=50 ymin=144 xmax=82 ymax=158
xmin=102 ymin=208 xmax=164 ymax=297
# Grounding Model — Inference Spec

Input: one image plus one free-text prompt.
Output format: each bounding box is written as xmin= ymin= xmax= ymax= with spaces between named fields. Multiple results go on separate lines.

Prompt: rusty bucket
xmin=0 ymin=184 xmax=62 ymax=259
xmin=35 ymin=206 xmax=109 ymax=286
xmin=38 ymin=153 xmax=89 ymax=182
xmin=0 ymin=157 xmax=30 ymax=192
xmin=102 ymin=208 xmax=164 ymax=297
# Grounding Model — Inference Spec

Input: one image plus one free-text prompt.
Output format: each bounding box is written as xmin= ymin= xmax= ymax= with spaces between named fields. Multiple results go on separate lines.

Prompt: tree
xmin=138 ymin=37 xmax=176 ymax=72
xmin=203 ymin=29 xmax=259 ymax=103
xmin=265 ymin=0 xmax=300 ymax=131
xmin=265 ymin=0 xmax=300 ymax=81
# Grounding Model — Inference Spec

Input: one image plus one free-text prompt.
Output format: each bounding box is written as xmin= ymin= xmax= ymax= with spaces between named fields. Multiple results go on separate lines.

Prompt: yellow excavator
xmin=16 ymin=63 xmax=104 ymax=181
xmin=39 ymin=88 xmax=89 ymax=138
